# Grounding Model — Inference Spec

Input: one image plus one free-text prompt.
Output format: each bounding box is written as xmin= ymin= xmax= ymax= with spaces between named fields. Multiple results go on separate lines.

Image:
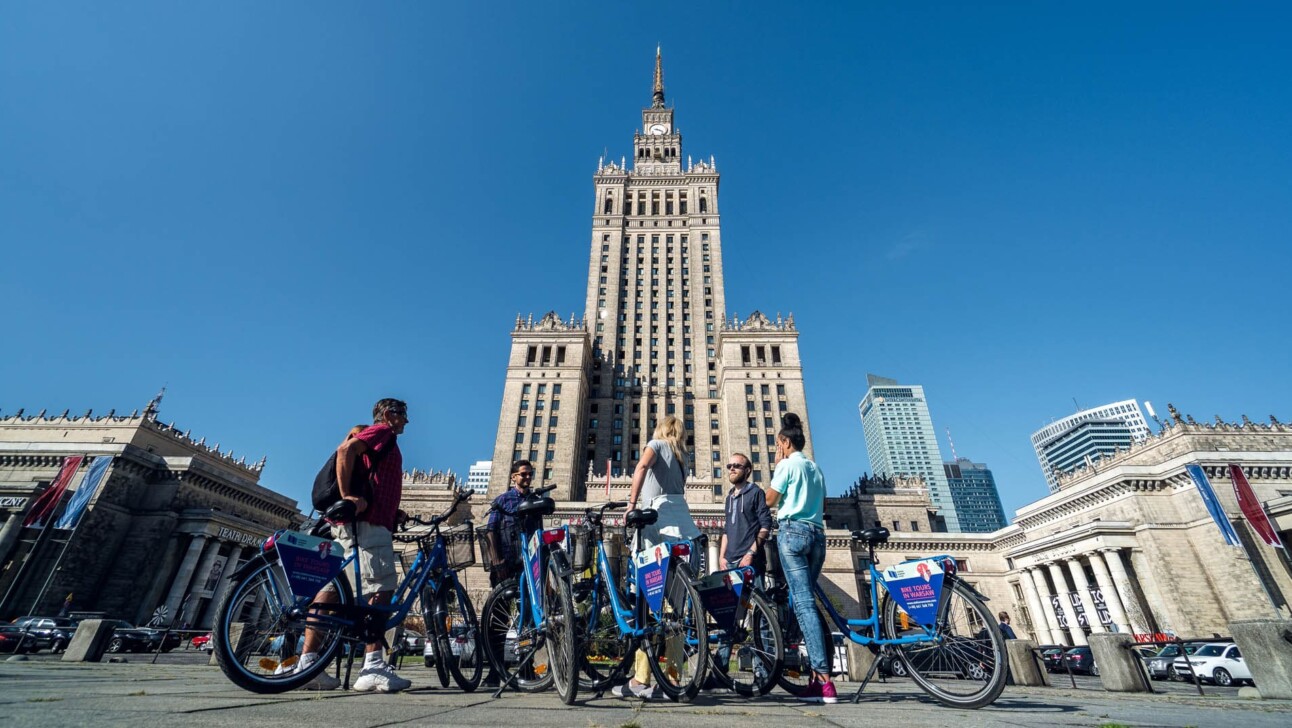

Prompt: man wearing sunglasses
xmin=486 ymin=460 xmax=537 ymax=586
xmin=718 ymin=454 xmax=772 ymax=572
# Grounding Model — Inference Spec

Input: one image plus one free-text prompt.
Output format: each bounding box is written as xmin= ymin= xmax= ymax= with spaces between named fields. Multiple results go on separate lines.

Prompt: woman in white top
xmin=615 ymin=415 xmax=699 ymax=699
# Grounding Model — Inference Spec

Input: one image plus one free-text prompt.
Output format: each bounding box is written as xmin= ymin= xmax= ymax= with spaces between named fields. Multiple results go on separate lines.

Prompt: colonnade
xmin=1018 ymin=548 xmax=1147 ymax=646
xmin=149 ymin=531 xmax=263 ymax=630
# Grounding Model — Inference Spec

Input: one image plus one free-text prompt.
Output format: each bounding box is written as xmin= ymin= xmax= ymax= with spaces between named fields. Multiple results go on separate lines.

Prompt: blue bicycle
xmin=573 ymin=502 xmax=710 ymax=702
xmin=769 ymin=526 xmax=1007 ymax=709
xmin=479 ymin=485 xmax=579 ymax=704
xmin=213 ymin=489 xmax=481 ymax=693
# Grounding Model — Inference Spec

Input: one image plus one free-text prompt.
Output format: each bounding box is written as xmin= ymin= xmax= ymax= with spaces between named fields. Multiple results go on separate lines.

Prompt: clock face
xmin=649 ymin=123 xmax=668 ymax=135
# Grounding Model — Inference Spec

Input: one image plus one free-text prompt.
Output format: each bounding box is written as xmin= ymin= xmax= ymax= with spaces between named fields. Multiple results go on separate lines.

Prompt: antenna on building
xmin=1072 ymin=397 xmax=1081 ymax=412
xmin=945 ymin=427 xmax=959 ymax=461
xmin=1144 ymin=400 xmax=1163 ymax=430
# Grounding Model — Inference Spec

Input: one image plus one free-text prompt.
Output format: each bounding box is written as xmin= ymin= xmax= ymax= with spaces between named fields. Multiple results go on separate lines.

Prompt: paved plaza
xmin=3 ymin=653 xmax=1291 ymax=728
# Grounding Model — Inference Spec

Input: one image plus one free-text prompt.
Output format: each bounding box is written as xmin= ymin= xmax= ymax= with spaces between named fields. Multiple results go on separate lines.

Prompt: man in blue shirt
xmin=719 ymin=453 xmax=773 ymax=571
xmin=486 ymin=460 xmax=536 ymax=586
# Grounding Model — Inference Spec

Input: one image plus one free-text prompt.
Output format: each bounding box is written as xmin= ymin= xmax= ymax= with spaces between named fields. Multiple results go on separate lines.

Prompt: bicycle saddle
xmin=517 ymin=496 xmax=556 ymax=518
xmin=852 ymin=527 xmax=890 ymax=545
xmin=323 ymin=500 xmax=357 ymax=523
xmin=624 ymin=508 xmax=659 ymax=529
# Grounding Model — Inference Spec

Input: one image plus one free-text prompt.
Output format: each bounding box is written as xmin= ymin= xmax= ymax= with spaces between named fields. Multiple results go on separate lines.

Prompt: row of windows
xmin=524 ymin=345 xmax=567 ymax=366
xmin=740 ymin=345 xmax=782 ymax=366
xmin=601 ymin=190 xmax=709 ymax=216
xmin=746 ymin=384 xmax=787 ymax=396
xmin=515 ymin=416 xmax=558 ymax=428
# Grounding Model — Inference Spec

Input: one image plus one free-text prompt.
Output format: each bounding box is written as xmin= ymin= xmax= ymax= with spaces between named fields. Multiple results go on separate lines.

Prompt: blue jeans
xmin=778 ymin=519 xmax=828 ymax=675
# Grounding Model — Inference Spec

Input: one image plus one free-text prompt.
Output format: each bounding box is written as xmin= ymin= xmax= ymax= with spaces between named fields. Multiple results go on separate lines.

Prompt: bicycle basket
xmin=478 ymin=527 xmax=499 ymax=573
xmin=567 ymin=524 xmax=593 ymax=572
xmin=442 ymin=522 xmax=476 ymax=570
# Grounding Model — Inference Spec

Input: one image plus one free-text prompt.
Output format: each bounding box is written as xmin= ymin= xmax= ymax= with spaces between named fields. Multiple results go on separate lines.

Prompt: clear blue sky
xmin=4 ymin=2 xmax=1290 ymax=519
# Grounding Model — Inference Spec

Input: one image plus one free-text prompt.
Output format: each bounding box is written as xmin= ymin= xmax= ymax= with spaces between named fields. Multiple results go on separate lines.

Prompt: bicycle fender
xmin=548 ymin=549 xmax=575 ymax=579
xmin=227 ymin=553 xmax=272 ymax=582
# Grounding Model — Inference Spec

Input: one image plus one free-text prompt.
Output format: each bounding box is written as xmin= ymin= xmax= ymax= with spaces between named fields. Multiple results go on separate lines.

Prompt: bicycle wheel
xmin=438 ymin=578 xmax=483 ymax=692
xmin=422 ymin=587 xmax=451 ymax=688
xmin=880 ymin=580 xmax=1008 ymax=709
xmin=776 ymin=598 xmax=833 ymax=697
xmin=481 ymin=577 xmax=554 ymax=692
xmin=708 ymin=589 xmax=783 ymax=697
xmin=645 ymin=561 xmax=709 ymax=703
xmin=213 ymin=558 xmax=352 ymax=694
xmin=545 ymin=552 xmax=579 ymax=705
xmin=577 ymin=577 xmax=632 ymax=690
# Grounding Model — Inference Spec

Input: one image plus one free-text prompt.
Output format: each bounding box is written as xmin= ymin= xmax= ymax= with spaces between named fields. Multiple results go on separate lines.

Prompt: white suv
xmin=1171 ymin=642 xmax=1251 ymax=687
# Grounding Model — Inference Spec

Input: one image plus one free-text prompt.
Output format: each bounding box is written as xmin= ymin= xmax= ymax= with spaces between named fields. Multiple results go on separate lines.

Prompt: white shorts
xmin=332 ymin=521 xmax=397 ymax=594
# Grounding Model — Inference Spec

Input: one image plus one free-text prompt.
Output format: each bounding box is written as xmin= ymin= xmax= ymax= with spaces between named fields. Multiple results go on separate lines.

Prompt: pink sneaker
xmin=821 ymin=680 xmax=838 ymax=704
xmin=797 ymin=681 xmax=823 ymax=703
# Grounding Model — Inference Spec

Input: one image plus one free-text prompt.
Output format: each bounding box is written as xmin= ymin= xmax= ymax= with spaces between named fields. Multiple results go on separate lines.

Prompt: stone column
xmin=1021 ymin=568 xmax=1062 ymax=645
xmin=163 ymin=534 xmax=209 ymax=622
xmin=0 ymin=511 xmax=27 ymax=569
xmin=1065 ymin=557 xmax=1105 ymax=634
xmin=1102 ymin=548 xmax=1149 ymax=635
xmin=1047 ymin=561 xmax=1086 ymax=646
xmin=187 ymin=539 xmax=224 ymax=625
xmin=200 ymin=545 xmax=248 ymax=628
xmin=707 ymin=537 xmax=721 ymax=573
xmin=1087 ymin=550 xmax=1132 ymax=634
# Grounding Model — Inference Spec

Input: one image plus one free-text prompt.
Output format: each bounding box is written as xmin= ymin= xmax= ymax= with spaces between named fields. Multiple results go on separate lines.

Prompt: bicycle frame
xmin=784 ymin=554 xmax=959 ymax=650
xmin=586 ymin=535 xmax=694 ymax=640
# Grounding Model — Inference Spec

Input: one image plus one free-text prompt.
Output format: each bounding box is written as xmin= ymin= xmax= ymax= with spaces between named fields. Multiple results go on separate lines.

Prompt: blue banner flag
xmin=1185 ymin=464 xmax=1242 ymax=547
xmin=53 ymin=455 xmax=112 ymax=530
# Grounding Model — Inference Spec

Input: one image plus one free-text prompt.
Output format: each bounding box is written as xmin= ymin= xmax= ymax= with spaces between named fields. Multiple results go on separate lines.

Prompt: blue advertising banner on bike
xmin=276 ymin=531 xmax=344 ymax=598
xmin=634 ymin=544 xmax=671 ymax=614
xmin=693 ymin=566 xmax=751 ymax=634
xmin=527 ymin=532 xmax=543 ymax=608
xmin=883 ymin=557 xmax=946 ymax=627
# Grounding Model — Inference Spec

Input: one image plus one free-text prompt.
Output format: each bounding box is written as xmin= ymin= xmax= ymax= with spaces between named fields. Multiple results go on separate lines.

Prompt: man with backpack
xmin=295 ymin=398 xmax=411 ymax=692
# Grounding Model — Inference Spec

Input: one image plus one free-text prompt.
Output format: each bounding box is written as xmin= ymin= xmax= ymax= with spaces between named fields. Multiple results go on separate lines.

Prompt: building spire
xmin=652 ymin=45 xmax=665 ymax=108
xmin=143 ymin=386 xmax=166 ymax=421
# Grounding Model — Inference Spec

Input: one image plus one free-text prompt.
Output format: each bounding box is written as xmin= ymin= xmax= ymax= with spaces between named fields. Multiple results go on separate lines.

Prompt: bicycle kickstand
xmin=851 ymin=647 xmax=885 ymax=704
xmin=492 ymin=637 xmax=543 ymax=699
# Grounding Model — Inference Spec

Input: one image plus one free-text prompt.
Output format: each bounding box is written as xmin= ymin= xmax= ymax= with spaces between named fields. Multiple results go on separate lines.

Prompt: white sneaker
xmin=304 ymin=670 xmax=341 ymax=691
xmin=353 ymin=663 xmax=412 ymax=693
xmin=610 ymin=681 xmax=654 ymax=699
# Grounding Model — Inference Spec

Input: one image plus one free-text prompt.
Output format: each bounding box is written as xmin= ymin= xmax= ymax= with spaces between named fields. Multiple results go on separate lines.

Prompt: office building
xmin=859 ymin=374 xmax=958 ymax=531
xmin=943 ymin=458 xmax=1007 ymax=533
xmin=1032 ymin=400 xmax=1150 ymax=492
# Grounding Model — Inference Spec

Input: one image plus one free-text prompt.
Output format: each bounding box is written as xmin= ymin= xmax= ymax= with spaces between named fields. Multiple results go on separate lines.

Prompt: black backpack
xmin=311 ymin=435 xmax=396 ymax=513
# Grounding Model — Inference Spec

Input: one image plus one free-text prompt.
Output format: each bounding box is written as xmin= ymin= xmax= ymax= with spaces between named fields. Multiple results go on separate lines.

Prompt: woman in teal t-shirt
xmin=767 ymin=413 xmax=836 ymax=704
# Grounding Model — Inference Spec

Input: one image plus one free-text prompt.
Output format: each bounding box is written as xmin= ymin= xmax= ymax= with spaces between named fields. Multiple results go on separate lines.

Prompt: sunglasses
xmin=725 ymin=463 xmax=749 ymax=470
xmin=515 ymin=471 xmax=534 ymax=478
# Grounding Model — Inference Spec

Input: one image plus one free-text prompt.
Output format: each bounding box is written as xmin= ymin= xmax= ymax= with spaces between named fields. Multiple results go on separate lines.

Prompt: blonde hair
xmin=653 ymin=415 xmax=688 ymax=468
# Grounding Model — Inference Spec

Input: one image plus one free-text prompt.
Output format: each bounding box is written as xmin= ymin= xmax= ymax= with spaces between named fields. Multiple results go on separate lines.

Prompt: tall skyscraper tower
xmin=1031 ymin=399 xmax=1150 ymax=492
xmin=943 ymin=458 xmax=1008 ymax=533
xmin=488 ymin=51 xmax=814 ymax=498
xmin=859 ymin=374 xmax=959 ymax=531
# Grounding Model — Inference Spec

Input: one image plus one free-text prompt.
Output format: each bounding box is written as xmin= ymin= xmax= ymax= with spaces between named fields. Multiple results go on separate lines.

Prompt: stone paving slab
xmin=2 ymin=661 xmax=1292 ymax=728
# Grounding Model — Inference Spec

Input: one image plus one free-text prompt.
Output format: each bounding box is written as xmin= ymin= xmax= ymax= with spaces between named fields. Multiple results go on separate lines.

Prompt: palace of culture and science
xmin=485 ymin=50 xmax=813 ymax=500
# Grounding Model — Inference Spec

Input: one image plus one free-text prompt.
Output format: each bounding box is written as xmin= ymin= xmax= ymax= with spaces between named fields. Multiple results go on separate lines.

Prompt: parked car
xmin=1041 ymin=646 xmax=1068 ymax=672
xmin=1172 ymin=642 xmax=1252 ymax=687
xmin=401 ymin=629 xmax=425 ymax=653
xmin=1062 ymin=646 xmax=1098 ymax=676
xmin=1145 ymin=643 xmax=1203 ymax=681
xmin=0 ymin=624 xmax=36 ymax=653
xmin=190 ymin=633 xmax=213 ymax=652
xmin=103 ymin=620 xmax=183 ymax=653
xmin=11 ymin=616 xmax=77 ymax=653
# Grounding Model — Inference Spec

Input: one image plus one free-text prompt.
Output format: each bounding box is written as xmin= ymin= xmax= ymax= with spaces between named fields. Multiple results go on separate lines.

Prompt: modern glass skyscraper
xmin=859 ymin=374 xmax=959 ymax=531
xmin=943 ymin=458 xmax=1008 ymax=533
xmin=1031 ymin=399 xmax=1150 ymax=492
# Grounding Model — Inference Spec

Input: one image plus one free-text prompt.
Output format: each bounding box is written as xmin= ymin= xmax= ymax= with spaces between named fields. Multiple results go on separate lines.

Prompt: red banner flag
xmin=22 ymin=455 xmax=85 ymax=528
xmin=605 ymin=459 xmax=612 ymax=497
xmin=1229 ymin=464 xmax=1284 ymax=549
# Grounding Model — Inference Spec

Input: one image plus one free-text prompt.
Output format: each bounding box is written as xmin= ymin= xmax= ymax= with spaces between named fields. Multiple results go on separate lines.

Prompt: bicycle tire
xmin=645 ymin=561 xmax=709 ymax=703
xmin=440 ymin=578 xmax=484 ymax=692
xmin=577 ymin=576 xmax=633 ymax=691
xmin=775 ymin=601 xmax=832 ymax=697
xmin=481 ymin=577 xmax=554 ymax=692
xmin=213 ymin=558 xmax=352 ymax=694
xmin=546 ymin=552 xmax=579 ymax=705
xmin=423 ymin=586 xmax=451 ymax=688
xmin=708 ymin=588 xmax=783 ymax=697
xmin=880 ymin=580 xmax=1008 ymax=709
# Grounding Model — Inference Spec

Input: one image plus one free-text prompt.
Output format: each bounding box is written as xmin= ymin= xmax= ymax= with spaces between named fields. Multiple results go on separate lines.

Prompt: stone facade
xmin=0 ymin=400 xmax=301 ymax=627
